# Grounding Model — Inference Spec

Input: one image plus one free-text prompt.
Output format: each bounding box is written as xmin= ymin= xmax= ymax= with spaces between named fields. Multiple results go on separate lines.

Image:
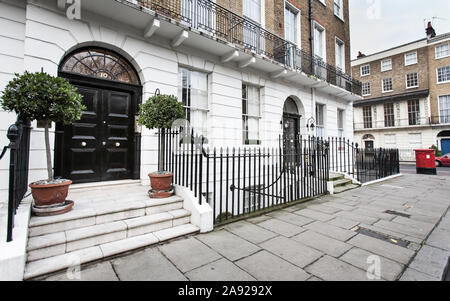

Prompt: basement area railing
xmin=327 ymin=136 xmax=400 ymax=184
xmin=132 ymin=0 xmax=362 ymax=96
xmin=0 ymin=118 xmax=31 ymax=242
xmin=158 ymin=129 xmax=329 ymax=225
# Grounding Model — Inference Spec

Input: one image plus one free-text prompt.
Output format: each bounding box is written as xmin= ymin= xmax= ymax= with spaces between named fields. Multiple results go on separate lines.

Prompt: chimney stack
xmin=426 ymin=21 xmax=436 ymax=39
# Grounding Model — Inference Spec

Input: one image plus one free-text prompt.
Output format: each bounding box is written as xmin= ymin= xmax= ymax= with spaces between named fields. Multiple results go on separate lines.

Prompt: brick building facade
xmin=351 ymin=27 xmax=450 ymax=161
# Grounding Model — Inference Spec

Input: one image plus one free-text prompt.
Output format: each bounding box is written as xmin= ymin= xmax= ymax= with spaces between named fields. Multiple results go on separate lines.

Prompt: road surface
xmin=400 ymin=163 xmax=450 ymax=177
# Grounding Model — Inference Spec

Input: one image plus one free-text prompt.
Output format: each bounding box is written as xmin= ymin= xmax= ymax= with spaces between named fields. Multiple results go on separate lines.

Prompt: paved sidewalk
xmin=40 ymin=174 xmax=450 ymax=281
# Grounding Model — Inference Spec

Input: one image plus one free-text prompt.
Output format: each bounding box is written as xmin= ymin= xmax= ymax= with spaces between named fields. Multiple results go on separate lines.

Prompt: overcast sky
xmin=349 ymin=0 xmax=450 ymax=60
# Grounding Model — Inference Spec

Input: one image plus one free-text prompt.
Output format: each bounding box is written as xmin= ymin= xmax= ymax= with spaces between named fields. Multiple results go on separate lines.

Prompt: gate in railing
xmin=158 ymin=129 xmax=329 ymax=225
xmin=0 ymin=117 xmax=31 ymax=242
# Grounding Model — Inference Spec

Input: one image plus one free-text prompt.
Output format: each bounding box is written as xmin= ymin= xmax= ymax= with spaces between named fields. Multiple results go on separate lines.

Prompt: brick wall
xmin=427 ymin=40 xmax=450 ymax=118
xmin=352 ymin=46 xmax=430 ymax=99
xmin=215 ymin=0 xmax=350 ymax=72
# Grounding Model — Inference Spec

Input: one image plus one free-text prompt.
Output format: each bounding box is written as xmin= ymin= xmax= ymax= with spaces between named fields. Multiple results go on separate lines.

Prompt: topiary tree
xmin=1 ymin=71 xmax=85 ymax=182
xmin=137 ymin=94 xmax=184 ymax=172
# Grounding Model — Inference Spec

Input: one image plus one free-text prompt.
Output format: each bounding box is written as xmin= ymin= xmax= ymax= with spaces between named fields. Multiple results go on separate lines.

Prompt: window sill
xmin=406 ymin=86 xmax=419 ymax=89
xmin=435 ymin=54 xmax=450 ymax=60
xmin=437 ymin=80 xmax=450 ymax=85
xmin=382 ymin=90 xmax=394 ymax=94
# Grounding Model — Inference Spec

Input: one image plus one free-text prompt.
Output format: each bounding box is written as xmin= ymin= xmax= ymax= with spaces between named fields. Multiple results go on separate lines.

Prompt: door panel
xmin=58 ymin=85 xmax=135 ymax=183
xmin=102 ymin=90 xmax=133 ymax=181
xmin=63 ymin=86 xmax=102 ymax=183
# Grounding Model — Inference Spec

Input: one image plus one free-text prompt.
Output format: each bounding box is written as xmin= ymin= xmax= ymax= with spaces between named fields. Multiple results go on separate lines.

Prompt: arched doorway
xmin=438 ymin=131 xmax=450 ymax=155
xmin=55 ymin=47 xmax=142 ymax=184
xmin=362 ymin=134 xmax=375 ymax=150
xmin=283 ymin=97 xmax=302 ymax=141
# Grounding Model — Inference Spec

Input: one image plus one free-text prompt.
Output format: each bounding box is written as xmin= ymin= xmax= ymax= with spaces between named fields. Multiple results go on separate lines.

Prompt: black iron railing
xmin=132 ymin=0 xmax=362 ymax=96
xmin=158 ymin=128 xmax=329 ymax=224
xmin=327 ymin=136 xmax=400 ymax=183
xmin=355 ymin=148 xmax=400 ymax=184
xmin=0 ymin=117 xmax=31 ymax=242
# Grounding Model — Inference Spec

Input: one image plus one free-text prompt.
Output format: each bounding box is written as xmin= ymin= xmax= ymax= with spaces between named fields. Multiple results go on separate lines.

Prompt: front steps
xmin=24 ymin=185 xmax=199 ymax=280
xmin=329 ymin=173 xmax=360 ymax=194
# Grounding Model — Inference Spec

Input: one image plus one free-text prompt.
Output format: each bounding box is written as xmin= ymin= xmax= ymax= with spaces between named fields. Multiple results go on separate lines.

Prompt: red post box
xmin=414 ymin=149 xmax=437 ymax=175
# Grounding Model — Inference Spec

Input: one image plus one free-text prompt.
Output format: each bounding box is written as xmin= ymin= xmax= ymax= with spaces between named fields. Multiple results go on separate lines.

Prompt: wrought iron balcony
xmin=131 ymin=0 xmax=362 ymax=96
xmin=354 ymin=115 xmax=450 ymax=131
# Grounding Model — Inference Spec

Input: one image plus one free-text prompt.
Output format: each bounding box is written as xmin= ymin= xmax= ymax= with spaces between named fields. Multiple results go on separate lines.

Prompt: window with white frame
xmin=362 ymin=82 xmax=371 ymax=96
xmin=313 ymin=23 xmax=326 ymax=60
xmin=439 ymin=95 xmax=450 ymax=124
xmin=381 ymin=59 xmax=392 ymax=72
xmin=384 ymin=134 xmax=397 ymax=149
xmin=335 ymin=37 xmax=345 ymax=72
xmin=408 ymin=99 xmax=420 ymax=125
xmin=334 ymin=0 xmax=343 ymax=19
xmin=384 ymin=103 xmax=395 ymax=127
xmin=405 ymin=52 xmax=418 ymax=66
xmin=382 ymin=78 xmax=393 ymax=92
xmin=316 ymin=103 xmax=325 ymax=137
xmin=178 ymin=67 xmax=209 ymax=136
xmin=337 ymin=109 xmax=344 ymax=137
xmin=408 ymin=133 xmax=422 ymax=149
xmin=284 ymin=5 xmax=298 ymax=44
xmin=363 ymin=106 xmax=372 ymax=129
xmin=360 ymin=64 xmax=370 ymax=76
xmin=437 ymin=66 xmax=450 ymax=83
xmin=436 ymin=44 xmax=450 ymax=59
xmin=406 ymin=72 xmax=419 ymax=88
xmin=243 ymin=0 xmax=262 ymax=51
xmin=242 ymin=84 xmax=261 ymax=145
xmin=243 ymin=0 xmax=261 ymax=23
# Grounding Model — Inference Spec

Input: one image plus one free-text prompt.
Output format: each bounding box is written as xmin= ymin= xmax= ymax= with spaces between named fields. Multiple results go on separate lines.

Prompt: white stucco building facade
xmin=0 ymin=0 xmax=361 ymax=202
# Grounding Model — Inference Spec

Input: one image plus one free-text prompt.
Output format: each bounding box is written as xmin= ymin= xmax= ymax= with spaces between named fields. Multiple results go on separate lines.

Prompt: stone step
xmin=334 ymin=184 xmax=360 ymax=194
xmin=26 ymin=209 xmax=191 ymax=262
xmin=28 ymin=196 xmax=184 ymax=237
xmin=329 ymin=173 xmax=345 ymax=181
xmin=333 ymin=178 xmax=353 ymax=188
xmin=24 ymin=224 xmax=200 ymax=280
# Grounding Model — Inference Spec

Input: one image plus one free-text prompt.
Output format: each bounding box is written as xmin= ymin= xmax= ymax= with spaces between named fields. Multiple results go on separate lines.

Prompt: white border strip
xmin=361 ymin=173 xmax=403 ymax=187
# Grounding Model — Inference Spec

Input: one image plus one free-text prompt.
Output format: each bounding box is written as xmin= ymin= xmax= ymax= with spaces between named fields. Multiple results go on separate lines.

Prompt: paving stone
xmin=224 ymin=221 xmax=278 ymax=244
xmin=44 ymin=262 xmax=118 ymax=281
xmin=424 ymin=229 xmax=450 ymax=251
xmin=196 ymin=230 xmax=260 ymax=261
xmin=328 ymin=217 xmax=360 ymax=230
xmin=334 ymin=211 xmax=379 ymax=225
xmin=112 ymin=248 xmax=187 ymax=281
xmin=373 ymin=220 xmax=429 ymax=239
xmin=351 ymin=208 xmax=395 ymax=221
xmin=339 ymin=247 xmax=404 ymax=281
xmin=347 ymin=234 xmax=415 ymax=265
xmin=266 ymin=210 xmax=315 ymax=227
xmin=399 ymin=268 xmax=441 ymax=281
xmin=391 ymin=216 xmax=435 ymax=232
xmin=292 ymin=230 xmax=352 ymax=257
xmin=246 ymin=215 xmax=272 ymax=224
xmin=235 ymin=251 xmax=310 ymax=281
xmin=306 ymin=204 xmax=341 ymax=215
xmin=259 ymin=236 xmax=323 ymax=268
xmin=293 ymin=208 xmax=334 ymax=222
xmin=305 ymin=255 xmax=370 ymax=281
xmin=256 ymin=218 xmax=305 ymax=237
xmin=322 ymin=202 xmax=356 ymax=211
xmin=307 ymin=276 xmax=323 ymax=281
xmin=158 ymin=237 xmax=222 ymax=273
xmin=304 ymin=221 xmax=357 ymax=242
xmin=185 ymin=258 xmax=255 ymax=281
xmin=409 ymin=245 xmax=450 ymax=279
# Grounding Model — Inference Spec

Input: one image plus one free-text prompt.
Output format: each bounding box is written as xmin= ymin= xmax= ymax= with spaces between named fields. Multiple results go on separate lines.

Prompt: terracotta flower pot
xmin=29 ymin=180 xmax=72 ymax=207
xmin=149 ymin=172 xmax=173 ymax=191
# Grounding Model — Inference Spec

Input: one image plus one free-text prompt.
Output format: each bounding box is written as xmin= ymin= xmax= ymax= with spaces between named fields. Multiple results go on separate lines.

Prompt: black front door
xmin=55 ymin=75 xmax=141 ymax=184
xmin=283 ymin=114 xmax=300 ymax=165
